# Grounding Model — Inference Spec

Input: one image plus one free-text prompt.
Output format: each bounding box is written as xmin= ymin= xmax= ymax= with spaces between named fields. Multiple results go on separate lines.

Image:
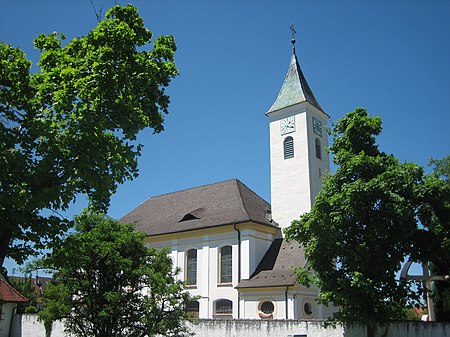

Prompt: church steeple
xmin=267 ymin=36 xmax=323 ymax=114
xmin=266 ymin=31 xmax=330 ymax=230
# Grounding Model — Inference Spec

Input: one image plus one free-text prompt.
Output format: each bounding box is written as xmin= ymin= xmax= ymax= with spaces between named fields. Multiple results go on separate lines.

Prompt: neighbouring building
xmin=121 ymin=38 xmax=334 ymax=320
xmin=8 ymin=274 xmax=52 ymax=311
xmin=0 ymin=274 xmax=27 ymax=337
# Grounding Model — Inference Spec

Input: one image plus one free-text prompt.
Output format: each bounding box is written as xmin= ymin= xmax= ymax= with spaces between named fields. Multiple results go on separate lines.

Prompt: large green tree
xmin=426 ymin=155 xmax=450 ymax=321
xmin=0 ymin=4 xmax=178 ymax=266
xmin=38 ymin=212 xmax=192 ymax=337
xmin=285 ymin=108 xmax=449 ymax=333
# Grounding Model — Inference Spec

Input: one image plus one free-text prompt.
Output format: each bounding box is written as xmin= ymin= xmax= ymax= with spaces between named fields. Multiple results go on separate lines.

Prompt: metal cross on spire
xmin=289 ymin=23 xmax=297 ymax=52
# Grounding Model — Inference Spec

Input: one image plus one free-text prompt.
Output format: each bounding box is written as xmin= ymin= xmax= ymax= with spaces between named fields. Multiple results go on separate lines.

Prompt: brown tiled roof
xmin=120 ymin=179 xmax=277 ymax=236
xmin=0 ymin=278 xmax=28 ymax=303
xmin=236 ymin=239 xmax=306 ymax=289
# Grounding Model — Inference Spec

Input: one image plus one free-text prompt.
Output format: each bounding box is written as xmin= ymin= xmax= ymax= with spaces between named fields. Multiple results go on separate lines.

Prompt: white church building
xmin=121 ymin=39 xmax=334 ymax=321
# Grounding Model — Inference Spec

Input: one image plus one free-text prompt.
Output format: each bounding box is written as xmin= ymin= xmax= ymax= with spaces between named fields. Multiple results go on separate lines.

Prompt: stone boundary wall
xmin=11 ymin=314 xmax=450 ymax=337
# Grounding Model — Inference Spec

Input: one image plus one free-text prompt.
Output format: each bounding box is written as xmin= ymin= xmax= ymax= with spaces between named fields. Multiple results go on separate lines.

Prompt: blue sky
xmin=1 ymin=0 xmax=449 ymax=274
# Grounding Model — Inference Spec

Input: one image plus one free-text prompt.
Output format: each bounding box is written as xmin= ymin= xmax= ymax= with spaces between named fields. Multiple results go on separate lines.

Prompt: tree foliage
xmin=285 ymin=108 xmax=450 ymax=328
xmin=38 ymin=212 xmax=192 ymax=337
xmin=0 ymin=4 xmax=178 ymax=266
xmin=428 ymin=155 xmax=450 ymax=321
xmin=429 ymin=156 xmax=450 ymax=181
xmin=9 ymin=276 xmax=41 ymax=313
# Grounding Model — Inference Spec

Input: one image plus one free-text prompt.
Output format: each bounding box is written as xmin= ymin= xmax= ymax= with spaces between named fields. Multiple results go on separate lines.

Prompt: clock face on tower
xmin=312 ymin=117 xmax=322 ymax=137
xmin=280 ymin=117 xmax=295 ymax=135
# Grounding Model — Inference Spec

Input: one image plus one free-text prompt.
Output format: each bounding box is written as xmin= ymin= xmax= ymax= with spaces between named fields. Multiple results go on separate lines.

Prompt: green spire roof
xmin=267 ymin=51 xmax=323 ymax=114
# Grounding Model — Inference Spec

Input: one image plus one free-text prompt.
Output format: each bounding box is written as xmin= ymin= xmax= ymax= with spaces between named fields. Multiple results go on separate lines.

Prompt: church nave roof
xmin=120 ymin=179 xmax=277 ymax=236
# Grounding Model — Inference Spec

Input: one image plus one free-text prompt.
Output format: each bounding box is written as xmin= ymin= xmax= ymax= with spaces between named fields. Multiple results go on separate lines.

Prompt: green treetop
xmin=38 ymin=212 xmax=193 ymax=337
xmin=0 ymin=4 xmax=178 ymax=266
xmin=285 ymin=108 xmax=450 ymax=334
xmin=426 ymin=155 xmax=450 ymax=321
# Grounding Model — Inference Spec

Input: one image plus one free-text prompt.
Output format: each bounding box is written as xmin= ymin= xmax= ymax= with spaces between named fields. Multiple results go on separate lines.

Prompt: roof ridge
xmin=120 ymin=178 xmax=278 ymax=235
xmin=152 ymin=178 xmax=240 ymax=199
xmin=236 ymin=179 xmax=270 ymax=205
xmin=120 ymin=178 xmax=240 ymax=221
xmin=235 ymin=180 xmax=251 ymax=220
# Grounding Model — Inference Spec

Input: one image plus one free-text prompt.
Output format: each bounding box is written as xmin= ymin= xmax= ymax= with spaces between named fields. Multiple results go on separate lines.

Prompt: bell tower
xmin=266 ymin=32 xmax=330 ymax=230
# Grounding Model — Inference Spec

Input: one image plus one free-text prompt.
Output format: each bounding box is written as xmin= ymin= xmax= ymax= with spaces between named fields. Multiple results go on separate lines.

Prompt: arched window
xmin=315 ymin=138 xmax=322 ymax=160
xmin=186 ymin=300 xmax=200 ymax=319
xmin=283 ymin=136 xmax=294 ymax=159
xmin=220 ymin=246 xmax=232 ymax=284
xmin=186 ymin=249 xmax=197 ymax=286
xmin=214 ymin=299 xmax=233 ymax=319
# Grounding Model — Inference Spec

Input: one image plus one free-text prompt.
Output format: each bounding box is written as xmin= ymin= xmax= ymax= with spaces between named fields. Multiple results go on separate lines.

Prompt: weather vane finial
xmin=289 ymin=23 xmax=296 ymax=51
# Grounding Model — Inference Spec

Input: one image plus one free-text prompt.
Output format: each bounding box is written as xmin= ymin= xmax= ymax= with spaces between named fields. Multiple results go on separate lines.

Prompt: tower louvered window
xmin=315 ymin=138 xmax=322 ymax=160
xmin=283 ymin=136 xmax=294 ymax=159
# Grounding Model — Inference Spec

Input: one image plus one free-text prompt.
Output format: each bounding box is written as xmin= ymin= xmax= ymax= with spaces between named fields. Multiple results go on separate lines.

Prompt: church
xmin=121 ymin=38 xmax=334 ymax=320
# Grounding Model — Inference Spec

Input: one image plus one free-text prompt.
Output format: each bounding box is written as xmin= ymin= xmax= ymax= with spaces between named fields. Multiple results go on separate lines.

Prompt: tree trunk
xmin=367 ymin=323 xmax=375 ymax=337
xmin=0 ymin=229 xmax=12 ymax=271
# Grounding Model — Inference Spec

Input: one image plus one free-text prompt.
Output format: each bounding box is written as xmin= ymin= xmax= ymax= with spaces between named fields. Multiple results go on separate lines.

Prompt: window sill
xmin=217 ymin=283 xmax=233 ymax=287
xmin=184 ymin=285 xmax=197 ymax=289
xmin=212 ymin=314 xmax=233 ymax=320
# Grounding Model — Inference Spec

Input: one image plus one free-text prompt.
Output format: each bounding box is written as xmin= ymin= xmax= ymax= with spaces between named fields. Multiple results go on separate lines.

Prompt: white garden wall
xmin=11 ymin=314 xmax=450 ymax=337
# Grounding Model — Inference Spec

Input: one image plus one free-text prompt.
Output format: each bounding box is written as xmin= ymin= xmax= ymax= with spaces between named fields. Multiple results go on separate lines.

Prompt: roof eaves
xmin=235 ymin=280 xmax=297 ymax=289
xmin=144 ymin=218 xmax=278 ymax=238
xmin=266 ymin=101 xmax=329 ymax=119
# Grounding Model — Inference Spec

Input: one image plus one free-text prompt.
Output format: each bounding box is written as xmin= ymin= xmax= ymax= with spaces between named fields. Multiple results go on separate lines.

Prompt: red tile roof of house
xmin=0 ymin=278 xmax=28 ymax=303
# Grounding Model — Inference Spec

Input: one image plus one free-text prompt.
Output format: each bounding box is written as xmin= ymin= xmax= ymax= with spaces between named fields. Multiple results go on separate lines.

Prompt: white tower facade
xmin=267 ymin=46 xmax=330 ymax=230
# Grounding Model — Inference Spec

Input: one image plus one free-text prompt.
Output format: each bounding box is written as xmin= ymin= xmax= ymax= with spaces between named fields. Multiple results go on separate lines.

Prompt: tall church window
xmin=220 ymin=245 xmax=232 ymax=284
xmin=315 ymin=138 xmax=322 ymax=160
xmin=186 ymin=249 xmax=197 ymax=286
xmin=214 ymin=299 xmax=233 ymax=319
xmin=283 ymin=136 xmax=294 ymax=159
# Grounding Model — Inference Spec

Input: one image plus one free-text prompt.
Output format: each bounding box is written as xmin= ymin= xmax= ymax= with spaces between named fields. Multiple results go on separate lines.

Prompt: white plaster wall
xmin=0 ymin=303 xmax=17 ymax=337
xmin=240 ymin=238 xmax=251 ymax=280
xmin=305 ymin=106 xmax=330 ymax=206
xmin=207 ymin=235 xmax=239 ymax=319
xmin=241 ymin=292 xmax=287 ymax=320
xmin=239 ymin=287 xmax=322 ymax=320
xmin=240 ymin=229 xmax=276 ymax=280
xmin=192 ymin=320 xmax=344 ymax=337
xmin=269 ymin=104 xmax=311 ymax=230
xmin=320 ymin=302 xmax=338 ymax=320
xmin=147 ymin=230 xmax=241 ymax=318
xmin=12 ymin=314 xmax=70 ymax=337
xmin=149 ymin=226 xmax=332 ymax=320
xmin=268 ymin=102 xmax=330 ymax=231
xmin=13 ymin=315 xmax=450 ymax=337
